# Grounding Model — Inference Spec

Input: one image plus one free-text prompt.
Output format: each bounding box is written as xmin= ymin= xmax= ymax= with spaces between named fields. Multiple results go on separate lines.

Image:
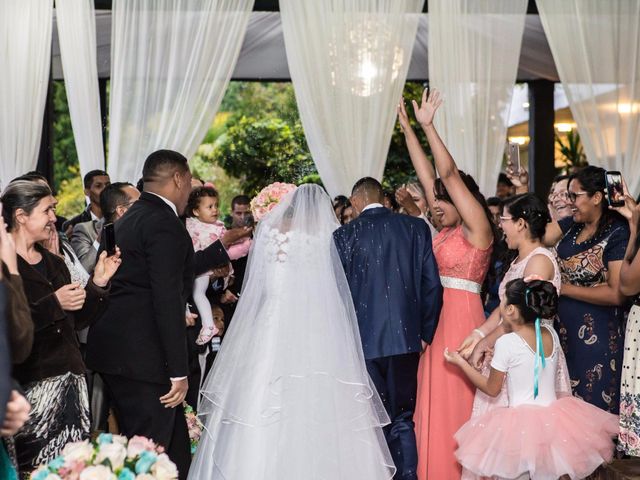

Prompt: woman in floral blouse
xmin=544 ymin=166 xmax=629 ymax=413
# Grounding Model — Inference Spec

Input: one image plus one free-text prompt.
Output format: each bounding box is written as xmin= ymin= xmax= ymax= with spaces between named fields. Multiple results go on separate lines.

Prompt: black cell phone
xmin=605 ymin=171 xmax=625 ymax=207
xmin=244 ymin=214 xmax=254 ymax=227
xmin=103 ymin=222 xmax=116 ymax=256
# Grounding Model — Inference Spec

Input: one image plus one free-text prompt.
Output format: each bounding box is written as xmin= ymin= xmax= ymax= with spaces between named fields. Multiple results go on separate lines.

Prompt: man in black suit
xmin=86 ymin=150 xmax=238 ymax=479
xmin=333 ymin=177 xmax=442 ymax=480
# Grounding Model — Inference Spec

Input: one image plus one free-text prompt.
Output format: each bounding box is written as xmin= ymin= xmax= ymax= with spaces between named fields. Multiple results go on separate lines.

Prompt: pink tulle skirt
xmin=455 ymin=396 xmax=618 ymax=480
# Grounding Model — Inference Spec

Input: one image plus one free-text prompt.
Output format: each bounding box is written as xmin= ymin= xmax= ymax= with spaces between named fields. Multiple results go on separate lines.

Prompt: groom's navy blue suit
xmin=334 ymin=205 xmax=442 ymax=480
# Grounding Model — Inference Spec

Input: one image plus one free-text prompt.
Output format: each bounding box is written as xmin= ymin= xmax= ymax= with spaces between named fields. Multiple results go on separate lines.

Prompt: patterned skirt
xmin=620 ymin=304 xmax=640 ymax=454
xmin=14 ymin=372 xmax=90 ymax=478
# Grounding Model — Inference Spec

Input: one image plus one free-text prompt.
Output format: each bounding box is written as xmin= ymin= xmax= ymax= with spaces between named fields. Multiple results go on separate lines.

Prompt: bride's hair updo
xmin=504 ymin=278 xmax=558 ymax=323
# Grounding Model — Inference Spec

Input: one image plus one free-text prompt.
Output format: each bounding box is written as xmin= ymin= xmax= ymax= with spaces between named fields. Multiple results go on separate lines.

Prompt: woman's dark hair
xmin=383 ymin=190 xmax=399 ymax=211
xmin=503 ymin=193 xmax=551 ymax=241
xmin=332 ymin=195 xmax=348 ymax=209
xmin=497 ymin=173 xmax=514 ymax=187
xmin=1 ymin=180 xmax=52 ymax=230
xmin=568 ymin=165 xmax=624 ymax=240
xmin=504 ymin=278 xmax=558 ymax=323
xmin=434 ymin=171 xmax=500 ymax=244
xmin=487 ymin=196 xmax=502 ymax=208
xmin=186 ymin=186 xmax=219 ymax=218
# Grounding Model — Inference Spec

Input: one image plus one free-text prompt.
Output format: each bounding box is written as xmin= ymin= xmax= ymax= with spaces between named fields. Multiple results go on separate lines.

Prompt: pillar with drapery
xmin=428 ymin=0 xmax=528 ymax=197
xmin=56 ymin=0 xmax=106 ymax=181
xmin=537 ymin=0 xmax=640 ymax=196
xmin=0 ymin=0 xmax=53 ymax=185
xmin=280 ymin=0 xmax=424 ymax=198
xmin=106 ymin=0 xmax=255 ymax=184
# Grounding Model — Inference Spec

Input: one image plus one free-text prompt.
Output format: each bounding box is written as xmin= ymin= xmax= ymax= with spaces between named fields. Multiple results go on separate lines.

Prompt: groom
xmin=86 ymin=150 xmax=234 ymax=479
xmin=334 ymin=177 xmax=442 ymax=480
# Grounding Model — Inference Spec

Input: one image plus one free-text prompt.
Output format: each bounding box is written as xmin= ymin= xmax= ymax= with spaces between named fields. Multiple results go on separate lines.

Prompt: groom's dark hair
xmin=352 ymin=177 xmax=383 ymax=199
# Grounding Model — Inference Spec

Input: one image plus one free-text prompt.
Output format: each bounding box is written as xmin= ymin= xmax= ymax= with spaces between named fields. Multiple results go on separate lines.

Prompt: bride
xmin=188 ymin=184 xmax=395 ymax=479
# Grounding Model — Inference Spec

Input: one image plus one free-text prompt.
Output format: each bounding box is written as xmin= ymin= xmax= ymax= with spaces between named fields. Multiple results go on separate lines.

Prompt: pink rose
xmin=126 ymin=436 xmax=157 ymax=459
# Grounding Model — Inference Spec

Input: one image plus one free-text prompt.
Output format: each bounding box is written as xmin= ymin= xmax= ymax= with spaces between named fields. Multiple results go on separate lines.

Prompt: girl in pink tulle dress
xmin=445 ymin=278 xmax=618 ymax=480
xmin=186 ymin=186 xmax=251 ymax=344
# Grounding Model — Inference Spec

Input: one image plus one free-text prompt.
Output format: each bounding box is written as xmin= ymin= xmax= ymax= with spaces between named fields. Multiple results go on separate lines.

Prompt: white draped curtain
xmin=537 ymin=0 xmax=640 ymax=196
xmin=107 ymin=0 xmax=254 ymax=183
xmin=56 ymin=0 xmax=106 ymax=180
xmin=428 ymin=0 xmax=527 ymax=196
xmin=0 ymin=0 xmax=53 ymax=185
xmin=280 ymin=0 xmax=423 ymax=198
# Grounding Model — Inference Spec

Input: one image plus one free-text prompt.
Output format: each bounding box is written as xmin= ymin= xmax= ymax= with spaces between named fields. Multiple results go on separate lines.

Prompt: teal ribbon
xmin=525 ymin=288 xmax=546 ymax=398
xmin=533 ymin=317 xmax=546 ymax=398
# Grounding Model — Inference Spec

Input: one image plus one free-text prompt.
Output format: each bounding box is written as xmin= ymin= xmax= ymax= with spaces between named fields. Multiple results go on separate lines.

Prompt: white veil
xmin=188 ymin=184 xmax=395 ymax=480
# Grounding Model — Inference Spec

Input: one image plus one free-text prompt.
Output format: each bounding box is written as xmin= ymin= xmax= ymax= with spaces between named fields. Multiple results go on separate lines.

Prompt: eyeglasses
xmin=549 ymin=191 xmax=570 ymax=201
xmin=567 ymin=191 xmax=589 ymax=202
xmin=499 ymin=216 xmax=514 ymax=223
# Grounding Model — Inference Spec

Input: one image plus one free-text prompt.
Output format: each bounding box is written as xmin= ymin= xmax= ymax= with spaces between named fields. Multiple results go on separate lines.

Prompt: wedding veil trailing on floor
xmin=188 ymin=184 xmax=395 ymax=479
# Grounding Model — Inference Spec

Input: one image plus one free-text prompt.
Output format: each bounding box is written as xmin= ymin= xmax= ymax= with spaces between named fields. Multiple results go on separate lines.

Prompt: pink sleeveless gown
xmin=415 ymin=225 xmax=491 ymax=480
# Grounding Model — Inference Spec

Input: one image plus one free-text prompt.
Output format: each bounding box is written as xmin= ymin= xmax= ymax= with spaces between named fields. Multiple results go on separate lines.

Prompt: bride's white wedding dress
xmin=187 ymin=184 xmax=395 ymax=480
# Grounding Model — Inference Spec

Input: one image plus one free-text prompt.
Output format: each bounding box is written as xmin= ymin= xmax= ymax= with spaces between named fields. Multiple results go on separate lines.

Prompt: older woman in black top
xmin=1 ymin=180 xmax=121 ymax=477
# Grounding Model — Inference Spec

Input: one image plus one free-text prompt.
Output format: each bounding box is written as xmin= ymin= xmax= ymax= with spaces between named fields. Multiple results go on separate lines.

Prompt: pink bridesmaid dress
xmin=415 ymin=225 xmax=491 ymax=480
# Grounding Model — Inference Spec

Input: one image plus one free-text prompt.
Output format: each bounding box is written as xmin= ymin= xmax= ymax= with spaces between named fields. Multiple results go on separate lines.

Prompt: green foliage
xmin=52 ymin=81 xmax=80 ymax=193
xmin=195 ymin=81 xmax=431 ymax=198
xmin=211 ymin=116 xmax=316 ymax=196
xmin=556 ymin=130 xmax=588 ymax=174
xmin=383 ymin=82 xmax=431 ymax=189
xmin=55 ymin=168 xmax=85 ymax=219
xmin=190 ymin=147 xmax=243 ymax=216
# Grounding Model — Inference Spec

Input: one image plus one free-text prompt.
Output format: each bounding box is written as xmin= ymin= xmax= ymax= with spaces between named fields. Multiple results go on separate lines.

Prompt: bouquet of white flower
xmin=30 ymin=434 xmax=178 ymax=480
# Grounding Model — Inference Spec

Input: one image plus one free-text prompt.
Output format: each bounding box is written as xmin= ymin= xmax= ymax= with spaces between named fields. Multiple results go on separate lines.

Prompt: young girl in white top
xmin=445 ymin=277 xmax=618 ymax=480
xmin=186 ymin=186 xmax=251 ymax=345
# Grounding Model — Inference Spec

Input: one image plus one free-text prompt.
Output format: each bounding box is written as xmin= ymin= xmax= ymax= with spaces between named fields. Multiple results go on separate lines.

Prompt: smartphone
xmin=103 ymin=222 xmax=117 ymax=256
xmin=605 ymin=171 xmax=625 ymax=207
xmin=508 ymin=142 xmax=521 ymax=173
xmin=244 ymin=214 xmax=255 ymax=227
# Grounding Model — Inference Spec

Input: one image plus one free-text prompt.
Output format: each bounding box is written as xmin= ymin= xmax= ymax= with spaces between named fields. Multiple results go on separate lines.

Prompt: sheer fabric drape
xmin=428 ymin=0 xmax=527 ymax=196
xmin=280 ymin=0 xmax=423 ymax=198
xmin=0 ymin=0 xmax=53 ymax=184
xmin=537 ymin=0 xmax=640 ymax=195
xmin=56 ymin=0 xmax=106 ymax=179
xmin=107 ymin=0 xmax=254 ymax=182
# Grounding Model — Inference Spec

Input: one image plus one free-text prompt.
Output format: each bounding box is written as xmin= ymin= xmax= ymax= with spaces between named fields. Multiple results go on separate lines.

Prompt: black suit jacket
xmin=333 ymin=207 xmax=442 ymax=360
xmin=86 ymin=192 xmax=229 ymax=385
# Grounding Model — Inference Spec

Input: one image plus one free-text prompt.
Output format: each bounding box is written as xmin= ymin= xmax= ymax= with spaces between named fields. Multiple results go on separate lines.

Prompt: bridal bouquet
xmin=250 ymin=182 xmax=297 ymax=221
xmin=184 ymin=402 xmax=203 ymax=455
xmin=30 ymin=434 xmax=177 ymax=480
